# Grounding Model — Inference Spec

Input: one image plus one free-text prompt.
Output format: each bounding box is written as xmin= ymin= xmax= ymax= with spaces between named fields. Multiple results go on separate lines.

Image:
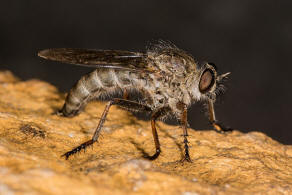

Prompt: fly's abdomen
xmin=60 ymin=69 xmax=133 ymax=117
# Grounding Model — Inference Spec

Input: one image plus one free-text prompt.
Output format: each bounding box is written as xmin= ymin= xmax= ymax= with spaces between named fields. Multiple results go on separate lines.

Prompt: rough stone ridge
xmin=0 ymin=70 xmax=292 ymax=194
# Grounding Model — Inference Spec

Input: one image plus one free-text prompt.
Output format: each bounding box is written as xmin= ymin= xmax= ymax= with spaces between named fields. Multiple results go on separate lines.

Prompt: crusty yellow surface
xmin=0 ymin=71 xmax=292 ymax=195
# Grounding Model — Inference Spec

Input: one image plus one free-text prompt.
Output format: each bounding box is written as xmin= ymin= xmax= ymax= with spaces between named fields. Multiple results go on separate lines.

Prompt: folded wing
xmin=38 ymin=48 xmax=149 ymax=72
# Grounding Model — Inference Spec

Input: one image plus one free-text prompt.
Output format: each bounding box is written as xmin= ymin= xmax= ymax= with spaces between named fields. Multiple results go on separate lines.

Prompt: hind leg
xmin=62 ymin=98 xmax=152 ymax=159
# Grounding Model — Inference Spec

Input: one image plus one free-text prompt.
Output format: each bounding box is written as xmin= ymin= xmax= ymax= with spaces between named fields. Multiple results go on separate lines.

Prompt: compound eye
xmin=199 ymin=69 xmax=215 ymax=93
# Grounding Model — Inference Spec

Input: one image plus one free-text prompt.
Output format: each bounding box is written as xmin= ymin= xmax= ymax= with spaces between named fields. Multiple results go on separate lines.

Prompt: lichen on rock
xmin=0 ymin=70 xmax=292 ymax=194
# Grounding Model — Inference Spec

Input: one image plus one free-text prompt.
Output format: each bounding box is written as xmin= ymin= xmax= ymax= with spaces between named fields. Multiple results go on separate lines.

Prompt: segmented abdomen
xmin=60 ymin=69 xmax=133 ymax=116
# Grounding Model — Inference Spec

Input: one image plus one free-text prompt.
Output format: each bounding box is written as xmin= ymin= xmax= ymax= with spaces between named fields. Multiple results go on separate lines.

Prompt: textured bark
xmin=0 ymin=70 xmax=292 ymax=195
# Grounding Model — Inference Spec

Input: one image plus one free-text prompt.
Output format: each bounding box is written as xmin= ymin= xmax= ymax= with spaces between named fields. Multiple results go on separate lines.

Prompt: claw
xmin=146 ymin=149 xmax=161 ymax=160
xmin=181 ymin=137 xmax=192 ymax=163
xmin=181 ymin=153 xmax=192 ymax=163
xmin=212 ymin=121 xmax=233 ymax=134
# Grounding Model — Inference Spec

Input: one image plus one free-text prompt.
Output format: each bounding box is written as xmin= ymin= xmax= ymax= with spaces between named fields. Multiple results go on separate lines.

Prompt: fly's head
xmin=190 ymin=62 xmax=230 ymax=101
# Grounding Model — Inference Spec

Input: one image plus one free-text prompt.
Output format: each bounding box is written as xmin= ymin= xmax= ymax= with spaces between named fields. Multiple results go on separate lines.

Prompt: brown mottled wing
xmin=38 ymin=48 xmax=150 ymax=72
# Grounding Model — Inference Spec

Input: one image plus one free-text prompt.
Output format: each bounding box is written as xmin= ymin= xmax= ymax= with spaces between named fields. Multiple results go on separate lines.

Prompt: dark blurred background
xmin=1 ymin=1 xmax=291 ymax=144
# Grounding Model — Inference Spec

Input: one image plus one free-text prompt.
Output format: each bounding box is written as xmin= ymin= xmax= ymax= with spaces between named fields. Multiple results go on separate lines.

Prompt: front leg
xmin=207 ymin=99 xmax=232 ymax=133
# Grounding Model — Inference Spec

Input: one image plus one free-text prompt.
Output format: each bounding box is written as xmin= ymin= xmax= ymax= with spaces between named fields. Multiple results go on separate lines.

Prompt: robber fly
xmin=38 ymin=40 xmax=231 ymax=162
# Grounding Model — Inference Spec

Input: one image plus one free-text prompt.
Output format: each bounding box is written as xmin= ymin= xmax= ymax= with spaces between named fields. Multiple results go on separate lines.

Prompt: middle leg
xmin=148 ymin=107 xmax=169 ymax=160
xmin=179 ymin=104 xmax=192 ymax=162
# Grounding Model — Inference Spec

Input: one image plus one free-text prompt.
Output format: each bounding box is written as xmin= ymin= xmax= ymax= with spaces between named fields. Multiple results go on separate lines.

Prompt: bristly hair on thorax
xmin=146 ymin=39 xmax=180 ymax=52
xmin=146 ymin=39 xmax=194 ymax=58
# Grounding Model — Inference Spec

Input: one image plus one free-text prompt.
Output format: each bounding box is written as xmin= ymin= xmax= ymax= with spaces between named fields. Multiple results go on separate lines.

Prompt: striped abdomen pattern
xmin=60 ymin=69 xmax=133 ymax=116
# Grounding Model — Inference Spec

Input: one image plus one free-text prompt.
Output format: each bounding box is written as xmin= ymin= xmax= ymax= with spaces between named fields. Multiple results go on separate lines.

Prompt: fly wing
xmin=38 ymin=48 xmax=149 ymax=72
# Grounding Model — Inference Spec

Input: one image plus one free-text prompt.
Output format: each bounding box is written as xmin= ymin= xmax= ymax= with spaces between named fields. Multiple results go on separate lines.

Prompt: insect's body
xmin=38 ymin=41 xmax=231 ymax=162
xmin=63 ymin=46 xmax=204 ymax=120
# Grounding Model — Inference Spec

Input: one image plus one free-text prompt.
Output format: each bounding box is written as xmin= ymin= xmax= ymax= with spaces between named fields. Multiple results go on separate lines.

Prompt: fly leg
xmin=62 ymin=98 xmax=152 ymax=160
xmin=148 ymin=107 xmax=169 ymax=160
xmin=180 ymin=104 xmax=192 ymax=162
xmin=208 ymin=99 xmax=232 ymax=133
xmin=61 ymin=101 xmax=113 ymax=159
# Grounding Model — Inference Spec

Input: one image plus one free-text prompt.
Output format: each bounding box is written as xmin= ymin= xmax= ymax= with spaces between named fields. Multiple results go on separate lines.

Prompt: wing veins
xmin=38 ymin=48 xmax=149 ymax=72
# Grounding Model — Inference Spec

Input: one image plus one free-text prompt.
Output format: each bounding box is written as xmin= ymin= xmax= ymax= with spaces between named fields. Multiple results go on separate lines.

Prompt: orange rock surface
xmin=0 ymin=70 xmax=292 ymax=194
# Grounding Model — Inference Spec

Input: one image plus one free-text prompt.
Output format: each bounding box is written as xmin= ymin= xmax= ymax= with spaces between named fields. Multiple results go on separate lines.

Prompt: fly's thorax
xmin=139 ymin=72 xmax=192 ymax=111
xmin=146 ymin=50 xmax=199 ymax=107
xmin=148 ymin=48 xmax=197 ymax=76
xmin=139 ymin=73 xmax=168 ymax=108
